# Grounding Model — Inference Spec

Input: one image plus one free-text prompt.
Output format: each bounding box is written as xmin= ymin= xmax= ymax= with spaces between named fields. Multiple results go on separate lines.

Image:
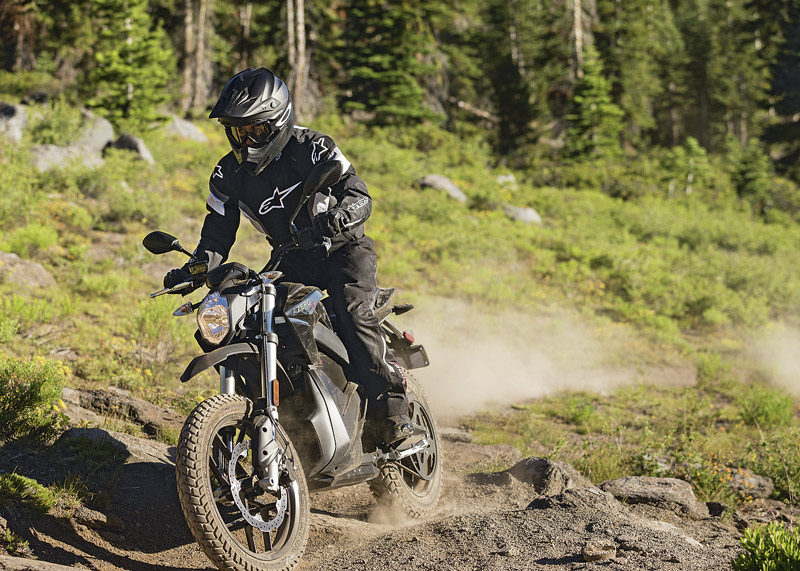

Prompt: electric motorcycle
xmin=142 ymin=160 xmax=441 ymax=571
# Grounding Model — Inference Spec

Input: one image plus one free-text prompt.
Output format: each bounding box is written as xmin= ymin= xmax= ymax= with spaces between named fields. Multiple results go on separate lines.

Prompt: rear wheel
xmin=176 ymin=394 xmax=309 ymax=571
xmin=369 ymin=373 xmax=442 ymax=517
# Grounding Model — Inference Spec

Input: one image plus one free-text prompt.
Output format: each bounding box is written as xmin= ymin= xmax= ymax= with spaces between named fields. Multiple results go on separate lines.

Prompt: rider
xmin=163 ymin=67 xmax=417 ymax=445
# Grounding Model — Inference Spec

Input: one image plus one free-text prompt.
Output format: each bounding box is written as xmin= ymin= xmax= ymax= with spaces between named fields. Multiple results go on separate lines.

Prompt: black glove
xmin=163 ymin=267 xmax=191 ymax=289
xmin=312 ymin=209 xmax=346 ymax=240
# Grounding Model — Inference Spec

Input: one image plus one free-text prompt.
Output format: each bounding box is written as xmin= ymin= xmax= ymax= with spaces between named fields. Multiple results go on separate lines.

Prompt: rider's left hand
xmin=312 ymin=210 xmax=346 ymax=239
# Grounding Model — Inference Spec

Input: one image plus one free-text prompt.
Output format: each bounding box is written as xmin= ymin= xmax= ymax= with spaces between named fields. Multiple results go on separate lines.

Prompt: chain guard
xmin=228 ymin=440 xmax=287 ymax=532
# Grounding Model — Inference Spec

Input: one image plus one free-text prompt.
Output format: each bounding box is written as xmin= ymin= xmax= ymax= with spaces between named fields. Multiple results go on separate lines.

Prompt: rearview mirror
xmin=301 ymin=160 xmax=343 ymax=202
xmin=143 ymin=231 xmax=183 ymax=255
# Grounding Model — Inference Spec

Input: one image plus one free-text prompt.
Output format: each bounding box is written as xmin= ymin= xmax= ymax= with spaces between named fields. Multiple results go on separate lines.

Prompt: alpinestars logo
xmin=258 ymin=182 xmax=302 ymax=215
xmin=311 ymin=139 xmax=329 ymax=164
xmin=213 ymin=165 xmax=224 ymax=179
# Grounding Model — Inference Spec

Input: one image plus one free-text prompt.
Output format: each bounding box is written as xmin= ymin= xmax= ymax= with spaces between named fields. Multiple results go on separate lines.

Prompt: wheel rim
xmin=397 ymin=396 xmax=439 ymax=495
xmin=207 ymin=417 xmax=303 ymax=559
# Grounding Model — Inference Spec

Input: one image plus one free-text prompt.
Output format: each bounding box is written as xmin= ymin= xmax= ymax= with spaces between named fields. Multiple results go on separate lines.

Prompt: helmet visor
xmin=225 ymin=122 xmax=273 ymax=148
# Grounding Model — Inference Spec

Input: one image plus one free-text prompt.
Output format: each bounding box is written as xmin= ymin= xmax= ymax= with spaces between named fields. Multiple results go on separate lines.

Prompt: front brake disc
xmin=228 ymin=440 xmax=287 ymax=532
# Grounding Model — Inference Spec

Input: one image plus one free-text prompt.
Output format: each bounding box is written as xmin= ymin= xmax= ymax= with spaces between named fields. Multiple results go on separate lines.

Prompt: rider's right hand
xmin=164 ymin=267 xmax=192 ymax=289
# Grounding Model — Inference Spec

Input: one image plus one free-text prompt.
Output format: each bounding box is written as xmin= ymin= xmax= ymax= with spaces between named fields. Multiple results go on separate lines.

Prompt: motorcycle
xmin=142 ymin=160 xmax=442 ymax=571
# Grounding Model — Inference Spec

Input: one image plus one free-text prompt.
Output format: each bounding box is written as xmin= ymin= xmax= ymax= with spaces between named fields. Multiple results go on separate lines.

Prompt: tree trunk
xmin=294 ymin=0 xmax=307 ymax=119
xmin=194 ymin=0 xmax=207 ymax=110
xmin=180 ymin=0 xmax=195 ymax=113
xmin=573 ymin=0 xmax=584 ymax=78
xmin=238 ymin=2 xmax=253 ymax=69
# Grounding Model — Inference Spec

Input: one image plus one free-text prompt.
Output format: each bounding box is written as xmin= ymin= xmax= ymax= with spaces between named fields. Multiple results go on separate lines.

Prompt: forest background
xmin=1 ymin=0 xmax=800 ymax=564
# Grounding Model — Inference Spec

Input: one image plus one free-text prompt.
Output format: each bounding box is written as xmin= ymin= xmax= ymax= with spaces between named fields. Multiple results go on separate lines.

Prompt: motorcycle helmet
xmin=209 ymin=68 xmax=294 ymax=175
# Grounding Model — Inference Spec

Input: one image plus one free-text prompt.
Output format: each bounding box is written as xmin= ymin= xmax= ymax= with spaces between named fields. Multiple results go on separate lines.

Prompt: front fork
xmin=256 ymin=280 xmax=282 ymax=491
xmin=217 ymin=280 xmax=284 ymax=493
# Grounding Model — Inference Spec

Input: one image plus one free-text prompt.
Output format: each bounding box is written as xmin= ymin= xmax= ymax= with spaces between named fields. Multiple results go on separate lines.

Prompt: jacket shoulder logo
xmin=213 ymin=165 xmax=224 ymax=179
xmin=258 ymin=182 xmax=302 ymax=215
xmin=311 ymin=139 xmax=329 ymax=164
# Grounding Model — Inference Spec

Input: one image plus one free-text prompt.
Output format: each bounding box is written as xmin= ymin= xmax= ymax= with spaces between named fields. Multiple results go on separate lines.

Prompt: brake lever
xmin=149 ymin=280 xmax=198 ymax=298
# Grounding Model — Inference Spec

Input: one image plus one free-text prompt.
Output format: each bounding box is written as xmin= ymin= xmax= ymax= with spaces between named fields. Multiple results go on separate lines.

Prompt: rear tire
xmin=369 ymin=372 xmax=442 ymax=517
xmin=176 ymin=394 xmax=310 ymax=571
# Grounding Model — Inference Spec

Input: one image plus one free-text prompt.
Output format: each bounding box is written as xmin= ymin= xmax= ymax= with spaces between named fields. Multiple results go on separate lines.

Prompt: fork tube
xmin=260 ymin=282 xmax=278 ymax=407
xmin=220 ymin=367 xmax=235 ymax=395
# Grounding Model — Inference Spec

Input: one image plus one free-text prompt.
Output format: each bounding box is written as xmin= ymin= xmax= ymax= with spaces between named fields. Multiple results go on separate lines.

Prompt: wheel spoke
xmin=244 ymin=525 xmax=257 ymax=552
xmin=263 ymin=529 xmax=274 ymax=551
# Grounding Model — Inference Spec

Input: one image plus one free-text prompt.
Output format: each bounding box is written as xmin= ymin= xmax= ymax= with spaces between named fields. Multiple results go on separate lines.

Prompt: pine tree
xmin=87 ymin=0 xmax=175 ymax=130
xmin=564 ymin=44 xmax=624 ymax=159
xmin=339 ymin=0 xmax=440 ymax=125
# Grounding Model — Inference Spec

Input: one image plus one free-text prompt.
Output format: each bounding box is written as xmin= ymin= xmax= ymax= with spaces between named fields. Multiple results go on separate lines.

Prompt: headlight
xmin=197 ymin=291 xmax=230 ymax=345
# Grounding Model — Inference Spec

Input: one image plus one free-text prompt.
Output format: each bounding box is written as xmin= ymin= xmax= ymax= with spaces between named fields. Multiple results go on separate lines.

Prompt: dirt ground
xmin=0 ymin=419 xmax=743 ymax=571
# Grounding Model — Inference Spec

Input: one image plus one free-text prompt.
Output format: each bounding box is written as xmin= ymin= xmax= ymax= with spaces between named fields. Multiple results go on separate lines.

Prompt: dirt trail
xmin=0 ymin=417 xmax=741 ymax=571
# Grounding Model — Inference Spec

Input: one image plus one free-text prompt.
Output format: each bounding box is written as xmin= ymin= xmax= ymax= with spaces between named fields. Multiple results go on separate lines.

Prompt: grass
xmin=466 ymin=355 xmax=799 ymax=507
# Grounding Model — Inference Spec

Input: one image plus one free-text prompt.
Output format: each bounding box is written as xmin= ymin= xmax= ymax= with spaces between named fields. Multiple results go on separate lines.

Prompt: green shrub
xmin=0 ymin=223 xmax=59 ymax=257
xmin=0 ymin=356 xmax=67 ymax=442
xmin=733 ymin=521 xmax=800 ymax=571
xmin=28 ymin=97 xmax=85 ymax=146
xmin=739 ymin=385 xmax=795 ymax=428
xmin=0 ymin=317 xmax=19 ymax=343
xmin=0 ymin=473 xmax=56 ymax=513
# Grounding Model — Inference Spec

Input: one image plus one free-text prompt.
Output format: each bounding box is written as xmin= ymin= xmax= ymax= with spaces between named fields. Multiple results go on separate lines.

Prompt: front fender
xmin=180 ymin=342 xmax=260 ymax=382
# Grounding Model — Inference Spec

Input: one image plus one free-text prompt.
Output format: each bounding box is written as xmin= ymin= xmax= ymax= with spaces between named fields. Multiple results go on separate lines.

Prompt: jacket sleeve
xmin=194 ymin=166 xmax=240 ymax=270
xmin=308 ymin=134 xmax=372 ymax=230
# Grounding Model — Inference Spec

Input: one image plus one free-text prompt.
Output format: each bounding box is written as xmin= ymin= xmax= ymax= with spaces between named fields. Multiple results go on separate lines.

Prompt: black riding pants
xmin=278 ymin=236 xmax=408 ymax=418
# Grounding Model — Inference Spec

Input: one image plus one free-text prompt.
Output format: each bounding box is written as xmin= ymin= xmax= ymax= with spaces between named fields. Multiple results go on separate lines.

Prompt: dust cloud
xmin=391 ymin=298 xmax=643 ymax=422
xmin=752 ymin=326 xmax=800 ymax=397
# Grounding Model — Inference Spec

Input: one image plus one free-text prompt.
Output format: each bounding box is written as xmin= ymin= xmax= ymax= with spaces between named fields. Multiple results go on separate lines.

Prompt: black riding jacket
xmin=194 ymin=126 xmax=371 ymax=270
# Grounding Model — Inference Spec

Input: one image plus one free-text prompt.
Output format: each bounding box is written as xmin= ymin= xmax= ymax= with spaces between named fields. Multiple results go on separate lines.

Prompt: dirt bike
xmin=142 ymin=160 xmax=442 ymax=571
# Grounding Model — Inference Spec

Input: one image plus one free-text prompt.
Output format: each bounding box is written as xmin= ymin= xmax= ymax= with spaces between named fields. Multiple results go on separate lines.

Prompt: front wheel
xmin=369 ymin=372 xmax=443 ymax=517
xmin=176 ymin=394 xmax=310 ymax=571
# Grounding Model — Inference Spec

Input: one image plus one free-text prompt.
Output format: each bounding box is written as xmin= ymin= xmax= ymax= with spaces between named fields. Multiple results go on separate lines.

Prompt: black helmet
xmin=209 ymin=68 xmax=294 ymax=175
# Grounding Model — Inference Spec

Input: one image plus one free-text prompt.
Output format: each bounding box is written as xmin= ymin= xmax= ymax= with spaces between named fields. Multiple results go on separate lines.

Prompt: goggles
xmin=224 ymin=122 xmax=274 ymax=147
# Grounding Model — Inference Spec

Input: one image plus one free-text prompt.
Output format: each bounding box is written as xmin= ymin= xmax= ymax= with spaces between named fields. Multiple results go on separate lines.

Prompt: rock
xmin=60 ymin=427 xmax=175 ymax=466
xmin=106 ymin=133 xmax=155 ymax=164
xmin=729 ymin=469 xmax=773 ymax=499
xmin=504 ymin=457 xmax=591 ymax=496
xmin=706 ymin=502 xmax=728 ymax=518
xmin=60 ymin=387 xmax=184 ymax=437
xmin=72 ymin=506 xmax=126 ymax=532
xmin=528 ymin=486 xmax=626 ymax=516
xmin=74 ymin=111 xmax=115 ymax=154
xmin=0 ymin=555 xmax=81 ymax=570
xmin=30 ymin=143 xmax=104 ymax=172
xmin=417 ymin=174 xmax=468 ymax=203
xmin=163 ymin=115 xmax=208 ymax=142
xmin=582 ymin=539 xmax=617 ymax=562
xmin=599 ymin=477 xmax=710 ymax=520
xmin=439 ymin=427 xmax=474 ymax=443
xmin=496 ymin=173 xmax=518 ymax=190
xmin=0 ymin=252 xmax=56 ymax=288
xmin=0 ymin=102 xmax=28 ymax=144
xmin=501 ymin=203 xmax=542 ymax=224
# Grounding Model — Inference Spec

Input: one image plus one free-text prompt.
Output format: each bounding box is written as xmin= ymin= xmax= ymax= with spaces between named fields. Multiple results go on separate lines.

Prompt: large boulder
xmin=729 ymin=468 xmax=773 ymax=500
xmin=0 ymin=252 xmax=56 ymax=288
xmin=31 ymin=144 xmax=105 ymax=171
xmin=504 ymin=457 xmax=591 ymax=495
xmin=106 ymin=133 xmax=155 ymax=164
xmin=599 ymin=476 xmax=710 ymax=519
xmin=74 ymin=111 xmax=115 ymax=154
xmin=163 ymin=115 xmax=208 ymax=142
xmin=0 ymin=102 xmax=28 ymax=144
xmin=417 ymin=174 xmax=468 ymax=203
xmin=501 ymin=203 xmax=542 ymax=224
